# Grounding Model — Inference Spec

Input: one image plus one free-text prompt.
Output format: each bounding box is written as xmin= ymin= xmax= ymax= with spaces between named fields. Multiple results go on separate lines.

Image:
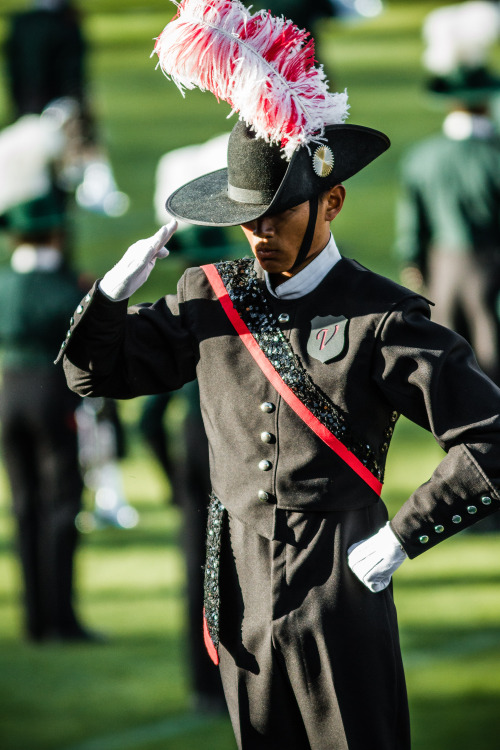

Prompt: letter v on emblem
xmin=307 ymin=315 xmax=349 ymax=363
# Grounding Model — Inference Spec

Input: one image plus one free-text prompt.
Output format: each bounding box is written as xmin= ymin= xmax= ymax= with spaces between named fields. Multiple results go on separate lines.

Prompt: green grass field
xmin=0 ymin=1 xmax=500 ymax=749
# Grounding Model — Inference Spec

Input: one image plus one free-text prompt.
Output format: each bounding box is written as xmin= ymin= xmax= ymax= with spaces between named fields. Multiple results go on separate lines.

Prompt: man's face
xmin=241 ymin=201 xmax=316 ymax=276
xmin=240 ymin=187 xmax=344 ymax=279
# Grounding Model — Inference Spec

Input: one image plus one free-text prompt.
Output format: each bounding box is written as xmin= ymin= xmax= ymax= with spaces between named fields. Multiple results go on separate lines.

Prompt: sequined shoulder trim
xmin=214 ymin=258 xmax=397 ymax=481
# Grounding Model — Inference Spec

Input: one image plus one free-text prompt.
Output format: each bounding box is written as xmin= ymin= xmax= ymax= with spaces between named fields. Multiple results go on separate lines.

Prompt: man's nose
xmin=253 ymin=217 xmax=274 ymax=237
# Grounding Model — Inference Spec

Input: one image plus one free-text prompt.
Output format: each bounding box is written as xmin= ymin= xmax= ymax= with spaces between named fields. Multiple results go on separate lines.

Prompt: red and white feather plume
xmin=152 ymin=0 xmax=349 ymax=159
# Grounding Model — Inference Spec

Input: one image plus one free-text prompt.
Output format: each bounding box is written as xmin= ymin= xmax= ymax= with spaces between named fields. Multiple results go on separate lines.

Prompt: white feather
xmin=153 ymin=0 xmax=349 ymax=159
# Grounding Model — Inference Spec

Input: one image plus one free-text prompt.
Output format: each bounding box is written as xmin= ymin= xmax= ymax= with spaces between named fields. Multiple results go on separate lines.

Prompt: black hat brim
xmin=167 ymin=169 xmax=268 ymax=227
xmin=166 ymin=124 xmax=390 ymax=227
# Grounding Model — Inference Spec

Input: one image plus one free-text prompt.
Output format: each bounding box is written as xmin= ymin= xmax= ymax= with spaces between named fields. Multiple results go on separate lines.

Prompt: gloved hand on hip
xmin=99 ymin=220 xmax=177 ymax=301
xmin=347 ymin=521 xmax=407 ymax=592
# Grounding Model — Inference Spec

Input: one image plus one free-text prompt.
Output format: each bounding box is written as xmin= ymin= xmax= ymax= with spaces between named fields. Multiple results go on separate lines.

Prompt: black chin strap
xmin=291 ymin=194 xmax=319 ymax=271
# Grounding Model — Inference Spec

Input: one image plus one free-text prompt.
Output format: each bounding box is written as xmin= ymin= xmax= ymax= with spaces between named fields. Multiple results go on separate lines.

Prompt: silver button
xmin=481 ymin=496 xmax=492 ymax=505
xmin=259 ymin=460 xmax=272 ymax=472
xmin=70 ymin=317 xmax=74 ymax=326
xmin=419 ymin=535 xmax=429 ymax=544
xmin=467 ymin=505 xmax=477 ymax=514
xmin=258 ymin=490 xmax=270 ymax=502
xmin=452 ymin=515 xmax=462 ymax=524
xmin=66 ymin=330 xmax=71 ymax=339
xmin=278 ymin=313 xmax=290 ymax=324
xmin=261 ymin=432 xmax=273 ymax=443
xmin=76 ymin=304 xmax=84 ymax=314
xmin=85 ymin=293 xmax=92 ymax=302
xmin=260 ymin=402 xmax=275 ymax=413
xmin=434 ymin=524 xmax=444 ymax=533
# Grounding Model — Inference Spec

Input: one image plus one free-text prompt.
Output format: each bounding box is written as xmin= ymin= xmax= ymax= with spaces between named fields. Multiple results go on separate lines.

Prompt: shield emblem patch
xmin=307 ymin=315 xmax=349 ymax=363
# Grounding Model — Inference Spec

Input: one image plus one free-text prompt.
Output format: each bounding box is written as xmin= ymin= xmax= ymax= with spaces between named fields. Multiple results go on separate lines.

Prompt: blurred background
xmin=0 ymin=1 xmax=499 ymax=749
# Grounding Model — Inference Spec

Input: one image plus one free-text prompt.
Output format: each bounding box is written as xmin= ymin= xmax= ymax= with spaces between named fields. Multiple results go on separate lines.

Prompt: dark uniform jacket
xmin=59 ymin=255 xmax=500 ymax=557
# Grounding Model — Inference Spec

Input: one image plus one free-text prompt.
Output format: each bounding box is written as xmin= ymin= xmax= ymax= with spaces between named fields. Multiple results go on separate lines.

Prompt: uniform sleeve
xmin=372 ymin=295 xmax=500 ymax=558
xmin=57 ymin=274 xmax=198 ymax=400
xmin=394 ymin=154 xmax=432 ymax=278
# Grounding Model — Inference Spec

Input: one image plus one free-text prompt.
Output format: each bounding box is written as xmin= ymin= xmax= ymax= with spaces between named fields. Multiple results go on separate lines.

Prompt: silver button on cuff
xmin=434 ymin=525 xmax=444 ymax=533
xmin=419 ymin=535 xmax=429 ymax=544
xmin=481 ymin=496 xmax=492 ymax=505
xmin=467 ymin=505 xmax=477 ymax=514
xmin=259 ymin=460 xmax=272 ymax=472
xmin=452 ymin=515 xmax=462 ymax=524
xmin=261 ymin=432 xmax=273 ymax=443
xmin=260 ymin=402 xmax=275 ymax=413
xmin=76 ymin=304 xmax=84 ymax=314
xmin=278 ymin=313 xmax=290 ymax=324
xmin=258 ymin=490 xmax=270 ymax=502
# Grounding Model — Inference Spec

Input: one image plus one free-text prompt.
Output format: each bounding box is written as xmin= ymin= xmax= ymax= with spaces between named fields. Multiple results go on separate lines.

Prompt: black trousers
xmin=175 ymin=411 xmax=226 ymax=704
xmin=140 ymin=393 xmax=224 ymax=703
xmin=218 ymin=503 xmax=410 ymax=750
xmin=0 ymin=368 xmax=83 ymax=640
xmin=428 ymin=249 xmax=500 ymax=385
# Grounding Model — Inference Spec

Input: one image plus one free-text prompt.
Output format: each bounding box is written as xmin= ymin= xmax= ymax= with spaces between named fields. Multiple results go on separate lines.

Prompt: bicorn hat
xmin=153 ymin=0 xmax=390 ymax=229
xmin=165 ymin=119 xmax=389 ymax=227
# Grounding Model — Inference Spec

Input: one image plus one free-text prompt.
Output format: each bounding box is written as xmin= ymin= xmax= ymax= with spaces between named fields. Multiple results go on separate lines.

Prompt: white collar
xmin=11 ymin=244 xmax=63 ymax=273
xmin=265 ymin=234 xmax=341 ymax=300
xmin=443 ymin=111 xmax=495 ymax=141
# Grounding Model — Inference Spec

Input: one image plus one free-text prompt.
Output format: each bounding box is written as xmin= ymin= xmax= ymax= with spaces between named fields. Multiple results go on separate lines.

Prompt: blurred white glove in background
xmin=99 ymin=221 xmax=177 ymax=301
xmin=347 ymin=521 xmax=407 ymax=592
xmin=0 ymin=113 xmax=64 ymax=214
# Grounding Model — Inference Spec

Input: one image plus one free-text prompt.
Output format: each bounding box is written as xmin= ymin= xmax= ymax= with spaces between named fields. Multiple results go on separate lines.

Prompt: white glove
xmin=347 ymin=521 xmax=407 ymax=593
xmin=99 ymin=221 xmax=177 ymax=301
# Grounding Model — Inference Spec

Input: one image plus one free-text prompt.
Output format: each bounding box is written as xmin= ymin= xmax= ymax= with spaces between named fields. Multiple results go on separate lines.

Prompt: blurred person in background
xmin=137 ymin=135 xmax=237 ymax=713
xmin=0 ymin=6 xmax=131 ymax=638
xmin=0 ymin=186 xmax=99 ymax=643
xmin=396 ymin=1 xmax=500 ymax=533
xmin=396 ymin=1 xmax=500 ymax=386
xmin=4 ymin=0 xmax=94 ymax=140
xmin=3 ymin=0 xmax=128 ymax=220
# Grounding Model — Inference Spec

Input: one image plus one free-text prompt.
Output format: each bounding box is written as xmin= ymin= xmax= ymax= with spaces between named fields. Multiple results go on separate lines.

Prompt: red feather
xmin=153 ymin=0 xmax=349 ymax=158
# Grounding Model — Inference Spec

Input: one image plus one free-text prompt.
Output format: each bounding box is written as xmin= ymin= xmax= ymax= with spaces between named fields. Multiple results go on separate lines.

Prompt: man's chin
xmin=255 ymin=254 xmax=292 ymax=275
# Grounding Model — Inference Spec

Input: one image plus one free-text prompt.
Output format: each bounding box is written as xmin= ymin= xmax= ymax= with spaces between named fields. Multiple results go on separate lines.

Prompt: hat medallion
xmin=312 ymin=145 xmax=334 ymax=177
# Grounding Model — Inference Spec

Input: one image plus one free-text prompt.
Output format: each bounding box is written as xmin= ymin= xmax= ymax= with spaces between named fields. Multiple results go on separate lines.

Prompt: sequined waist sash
xmin=203 ymin=494 xmax=225 ymax=665
xmin=201 ymin=261 xmax=387 ymax=496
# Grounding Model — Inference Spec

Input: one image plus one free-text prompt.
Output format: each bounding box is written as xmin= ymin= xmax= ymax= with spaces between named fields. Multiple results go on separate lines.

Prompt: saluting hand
xmin=347 ymin=522 xmax=407 ymax=592
xmin=99 ymin=220 xmax=178 ymax=301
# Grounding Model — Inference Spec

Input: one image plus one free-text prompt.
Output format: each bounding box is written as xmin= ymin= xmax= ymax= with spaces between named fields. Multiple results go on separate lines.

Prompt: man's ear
xmin=324 ymin=184 xmax=345 ymax=222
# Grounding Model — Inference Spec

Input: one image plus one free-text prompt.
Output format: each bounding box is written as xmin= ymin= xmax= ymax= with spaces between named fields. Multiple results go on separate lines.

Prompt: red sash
xmin=201 ymin=263 xmax=383 ymax=496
